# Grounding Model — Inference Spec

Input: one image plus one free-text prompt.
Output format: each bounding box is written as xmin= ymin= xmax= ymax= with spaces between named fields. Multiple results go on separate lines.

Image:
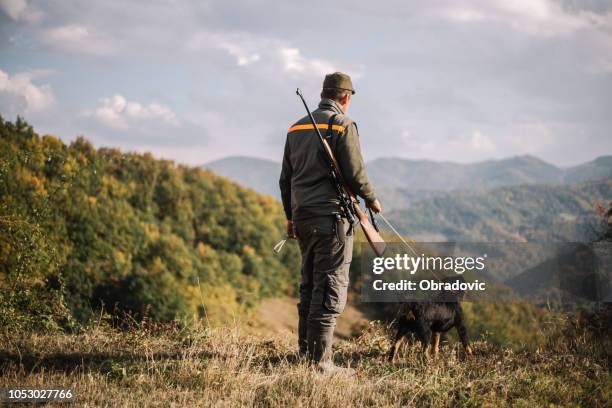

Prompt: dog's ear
xmin=405 ymin=310 xmax=416 ymax=320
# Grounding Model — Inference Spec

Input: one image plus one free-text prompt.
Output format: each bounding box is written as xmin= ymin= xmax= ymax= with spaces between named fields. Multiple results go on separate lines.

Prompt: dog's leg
xmin=455 ymin=308 xmax=472 ymax=355
xmin=432 ymin=332 xmax=440 ymax=357
xmin=416 ymin=323 xmax=432 ymax=356
xmin=387 ymin=317 xmax=410 ymax=363
xmin=388 ymin=334 xmax=406 ymax=363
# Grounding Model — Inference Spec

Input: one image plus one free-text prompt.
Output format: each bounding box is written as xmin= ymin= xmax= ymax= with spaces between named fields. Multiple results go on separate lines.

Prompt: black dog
xmin=387 ymin=277 xmax=472 ymax=362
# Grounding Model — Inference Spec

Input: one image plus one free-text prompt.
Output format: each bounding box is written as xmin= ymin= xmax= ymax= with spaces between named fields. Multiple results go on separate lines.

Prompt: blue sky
xmin=1 ymin=0 xmax=611 ymax=166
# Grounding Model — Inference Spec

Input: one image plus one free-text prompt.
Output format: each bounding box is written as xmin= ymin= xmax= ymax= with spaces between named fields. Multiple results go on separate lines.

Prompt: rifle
xmin=296 ymin=88 xmax=386 ymax=256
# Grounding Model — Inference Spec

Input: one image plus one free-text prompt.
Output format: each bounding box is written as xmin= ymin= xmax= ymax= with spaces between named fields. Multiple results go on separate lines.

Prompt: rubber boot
xmin=308 ymin=328 xmax=355 ymax=376
xmin=307 ymin=327 xmax=333 ymax=364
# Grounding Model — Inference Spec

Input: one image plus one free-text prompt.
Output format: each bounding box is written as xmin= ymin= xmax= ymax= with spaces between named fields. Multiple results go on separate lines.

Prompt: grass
xmin=1 ymin=317 xmax=610 ymax=407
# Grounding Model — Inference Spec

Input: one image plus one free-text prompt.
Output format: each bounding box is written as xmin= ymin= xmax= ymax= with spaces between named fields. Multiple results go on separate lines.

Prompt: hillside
xmin=0 ymin=118 xmax=300 ymax=329
xmin=385 ymin=180 xmax=611 ymax=243
xmin=565 ymin=155 xmax=612 ymax=184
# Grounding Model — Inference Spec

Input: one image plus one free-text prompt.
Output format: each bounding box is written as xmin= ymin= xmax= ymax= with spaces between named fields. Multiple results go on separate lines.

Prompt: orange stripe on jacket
xmin=287 ymin=124 xmax=345 ymax=133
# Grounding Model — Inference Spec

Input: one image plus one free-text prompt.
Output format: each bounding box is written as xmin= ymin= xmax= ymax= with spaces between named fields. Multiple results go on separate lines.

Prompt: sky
xmin=1 ymin=0 xmax=611 ymax=167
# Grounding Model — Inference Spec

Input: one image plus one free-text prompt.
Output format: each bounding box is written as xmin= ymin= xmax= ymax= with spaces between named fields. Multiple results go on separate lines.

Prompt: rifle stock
xmin=353 ymin=201 xmax=386 ymax=255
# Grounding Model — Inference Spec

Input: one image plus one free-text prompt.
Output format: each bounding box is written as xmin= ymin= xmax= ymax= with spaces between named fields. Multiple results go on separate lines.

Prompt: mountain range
xmin=204 ymin=155 xmax=612 ymax=208
xmin=204 ymin=154 xmax=611 ymax=245
xmin=367 ymin=155 xmax=612 ymax=191
xmin=385 ymin=179 xmax=611 ymax=242
xmin=204 ymin=156 xmax=282 ymax=198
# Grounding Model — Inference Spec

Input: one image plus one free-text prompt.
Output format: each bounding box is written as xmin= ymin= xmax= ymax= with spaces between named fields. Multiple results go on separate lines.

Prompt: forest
xmin=0 ymin=117 xmax=300 ymax=330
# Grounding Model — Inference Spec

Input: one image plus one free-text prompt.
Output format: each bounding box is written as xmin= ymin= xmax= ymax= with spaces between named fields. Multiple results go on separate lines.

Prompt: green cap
xmin=322 ymin=72 xmax=355 ymax=95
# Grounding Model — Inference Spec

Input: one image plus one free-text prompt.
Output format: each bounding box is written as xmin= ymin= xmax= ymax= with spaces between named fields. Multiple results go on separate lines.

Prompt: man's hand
xmin=367 ymin=199 xmax=382 ymax=214
xmin=286 ymin=220 xmax=297 ymax=239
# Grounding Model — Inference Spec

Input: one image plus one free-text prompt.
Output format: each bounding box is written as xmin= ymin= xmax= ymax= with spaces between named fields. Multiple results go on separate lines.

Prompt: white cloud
xmin=446 ymin=7 xmax=486 ymax=23
xmin=217 ymin=41 xmax=261 ymax=66
xmin=187 ymin=32 xmax=264 ymax=66
xmin=42 ymin=24 xmax=114 ymax=56
xmin=84 ymin=94 xmax=178 ymax=130
xmin=443 ymin=0 xmax=604 ymax=37
xmin=0 ymin=69 xmax=55 ymax=114
xmin=187 ymin=31 xmax=340 ymax=78
xmin=280 ymin=47 xmax=336 ymax=77
xmin=469 ymin=130 xmax=496 ymax=153
xmin=0 ymin=0 xmax=42 ymax=23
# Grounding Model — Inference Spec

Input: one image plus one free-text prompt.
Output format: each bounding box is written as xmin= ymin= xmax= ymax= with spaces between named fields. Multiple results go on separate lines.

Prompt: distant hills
xmin=367 ymin=155 xmax=612 ymax=191
xmin=203 ymin=154 xmax=611 ymax=244
xmin=203 ymin=155 xmax=612 ymax=206
xmin=204 ymin=156 xmax=281 ymax=198
xmin=385 ymin=179 xmax=611 ymax=242
xmin=563 ymin=156 xmax=612 ymax=184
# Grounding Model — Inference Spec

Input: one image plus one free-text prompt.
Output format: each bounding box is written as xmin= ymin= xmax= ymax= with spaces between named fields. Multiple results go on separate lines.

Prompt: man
xmin=279 ymin=72 xmax=381 ymax=373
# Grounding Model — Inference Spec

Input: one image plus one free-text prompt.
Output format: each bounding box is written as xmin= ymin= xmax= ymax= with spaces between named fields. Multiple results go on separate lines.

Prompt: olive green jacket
xmin=279 ymin=98 xmax=377 ymax=221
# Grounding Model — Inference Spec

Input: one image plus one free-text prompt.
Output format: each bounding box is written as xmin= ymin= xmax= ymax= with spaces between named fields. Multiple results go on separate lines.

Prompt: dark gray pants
xmin=294 ymin=215 xmax=353 ymax=363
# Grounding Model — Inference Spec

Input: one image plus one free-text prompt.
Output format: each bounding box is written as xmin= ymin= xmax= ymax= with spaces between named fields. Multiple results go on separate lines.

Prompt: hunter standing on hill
xmin=279 ymin=72 xmax=381 ymax=374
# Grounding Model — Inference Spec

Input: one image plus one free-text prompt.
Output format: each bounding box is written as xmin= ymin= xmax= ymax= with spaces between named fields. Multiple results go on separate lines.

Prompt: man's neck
xmin=319 ymin=98 xmax=345 ymax=114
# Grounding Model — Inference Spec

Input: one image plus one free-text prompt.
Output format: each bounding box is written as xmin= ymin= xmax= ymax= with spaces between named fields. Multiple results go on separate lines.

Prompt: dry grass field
xmin=1 ymin=314 xmax=610 ymax=408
